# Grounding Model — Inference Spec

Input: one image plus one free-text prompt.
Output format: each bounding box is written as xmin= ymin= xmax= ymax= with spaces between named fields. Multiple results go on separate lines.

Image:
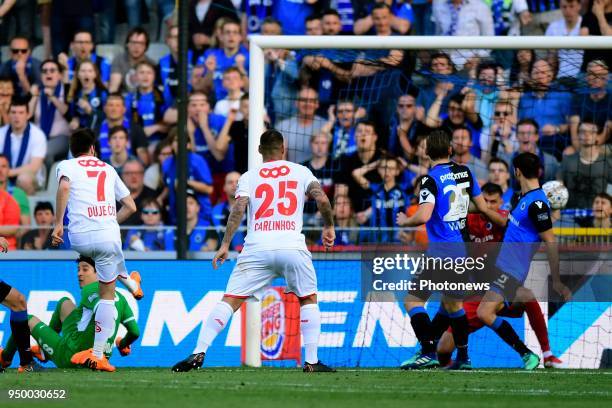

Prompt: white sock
xmin=300 ymin=303 xmax=321 ymax=364
xmin=543 ymin=350 xmax=553 ymax=358
xmin=118 ymin=273 xmax=138 ymax=293
xmin=93 ymin=299 xmax=117 ymax=358
xmin=194 ymin=301 xmax=234 ymax=354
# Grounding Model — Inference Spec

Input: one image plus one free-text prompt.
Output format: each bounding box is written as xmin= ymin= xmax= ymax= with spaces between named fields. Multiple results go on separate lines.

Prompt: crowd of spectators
xmin=0 ymin=0 xmax=609 ymax=251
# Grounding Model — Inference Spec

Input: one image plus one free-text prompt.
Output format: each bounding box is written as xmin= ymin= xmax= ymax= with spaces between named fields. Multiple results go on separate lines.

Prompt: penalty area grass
xmin=1 ymin=367 xmax=610 ymax=408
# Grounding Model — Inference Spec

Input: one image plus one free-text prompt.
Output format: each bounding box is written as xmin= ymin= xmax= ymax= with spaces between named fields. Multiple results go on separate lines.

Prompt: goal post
xmin=244 ymin=35 xmax=612 ymax=368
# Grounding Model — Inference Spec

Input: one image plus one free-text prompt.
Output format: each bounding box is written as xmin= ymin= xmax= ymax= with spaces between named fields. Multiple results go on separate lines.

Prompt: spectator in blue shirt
xmin=125 ymin=61 xmax=169 ymax=146
xmin=164 ymin=189 xmax=218 ymax=252
xmin=0 ymin=36 xmax=41 ymax=98
xmin=321 ymin=99 xmax=361 ymax=159
xmin=322 ymin=9 xmax=343 ymax=35
xmin=352 ymin=155 xmax=409 ymax=243
xmin=194 ymin=19 xmax=249 ymax=104
xmin=66 ymin=60 xmax=107 ymax=130
xmin=274 ymin=0 xmax=320 ymax=35
xmin=59 ymin=30 xmax=111 ymax=88
xmin=354 ymin=0 xmax=413 ymax=35
xmin=104 ymin=126 xmax=137 ymax=177
xmin=518 ymin=59 xmax=572 ymax=160
xmin=160 ymin=128 xmax=214 ymax=225
xmin=124 ymin=198 xmax=166 ymax=251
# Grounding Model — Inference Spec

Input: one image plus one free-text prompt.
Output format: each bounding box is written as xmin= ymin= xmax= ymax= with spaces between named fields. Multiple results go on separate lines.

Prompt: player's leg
xmin=173 ymin=251 xmax=275 ymax=372
xmin=477 ymin=288 xmax=539 ymax=369
xmin=430 ymin=305 xmax=450 ymax=343
xmin=0 ymin=282 xmax=35 ymax=370
xmin=70 ymin=245 xmax=119 ymax=372
xmin=512 ymin=287 xmax=562 ymax=368
xmin=280 ymin=249 xmax=334 ymax=372
xmin=436 ymin=330 xmax=455 ymax=367
xmin=115 ymin=255 xmax=143 ymax=300
xmin=442 ymin=298 xmax=471 ymax=369
xmin=48 ymin=297 xmax=75 ymax=333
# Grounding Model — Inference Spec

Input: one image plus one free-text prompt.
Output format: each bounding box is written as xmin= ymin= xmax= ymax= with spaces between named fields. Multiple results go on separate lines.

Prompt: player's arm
xmin=397 ymin=176 xmax=436 ymax=227
xmin=472 ymin=195 xmax=507 ymax=226
xmin=307 ymin=180 xmax=335 ymax=248
xmin=530 ymin=202 xmax=572 ymax=300
xmin=351 ymin=160 xmax=378 ymax=191
xmin=51 ymin=176 xmax=70 ymax=246
xmin=115 ymin=300 xmax=140 ymax=356
xmin=212 ymin=196 xmax=249 ymax=269
xmin=397 ymin=202 xmax=434 ymax=227
xmin=117 ymin=194 xmax=137 ymax=224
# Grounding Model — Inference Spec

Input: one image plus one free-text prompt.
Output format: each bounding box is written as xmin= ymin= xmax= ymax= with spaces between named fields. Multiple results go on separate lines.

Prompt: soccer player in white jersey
xmin=51 ymin=128 xmax=142 ymax=372
xmin=172 ymin=129 xmax=337 ymax=373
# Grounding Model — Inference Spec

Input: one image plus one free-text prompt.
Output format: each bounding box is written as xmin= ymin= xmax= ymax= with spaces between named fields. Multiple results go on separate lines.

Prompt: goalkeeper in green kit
xmin=0 ymin=256 xmax=139 ymax=369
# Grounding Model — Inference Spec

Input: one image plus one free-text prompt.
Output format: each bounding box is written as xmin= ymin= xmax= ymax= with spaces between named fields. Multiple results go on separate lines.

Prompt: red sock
xmin=525 ymin=301 xmax=550 ymax=353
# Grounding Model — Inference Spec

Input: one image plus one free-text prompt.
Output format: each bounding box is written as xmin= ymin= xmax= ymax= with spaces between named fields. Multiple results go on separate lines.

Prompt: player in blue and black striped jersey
xmin=397 ymin=131 xmax=506 ymax=370
xmin=477 ymin=152 xmax=572 ymax=370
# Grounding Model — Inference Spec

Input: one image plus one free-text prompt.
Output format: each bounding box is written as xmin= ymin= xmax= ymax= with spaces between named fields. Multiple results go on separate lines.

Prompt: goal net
xmin=244 ymin=36 xmax=612 ymax=368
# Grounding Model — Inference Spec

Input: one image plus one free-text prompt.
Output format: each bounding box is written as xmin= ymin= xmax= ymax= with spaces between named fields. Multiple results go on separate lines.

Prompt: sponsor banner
xmin=0 ymin=260 xmax=609 ymax=368
xmin=248 ymin=287 xmax=301 ymax=365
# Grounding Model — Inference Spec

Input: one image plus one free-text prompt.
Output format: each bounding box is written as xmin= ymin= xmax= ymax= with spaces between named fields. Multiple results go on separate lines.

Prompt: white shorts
xmin=69 ymin=231 xmax=127 ymax=283
xmin=225 ymin=249 xmax=317 ymax=300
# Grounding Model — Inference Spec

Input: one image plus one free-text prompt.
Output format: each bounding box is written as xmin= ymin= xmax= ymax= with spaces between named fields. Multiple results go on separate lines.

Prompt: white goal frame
xmin=243 ymin=35 xmax=612 ymax=367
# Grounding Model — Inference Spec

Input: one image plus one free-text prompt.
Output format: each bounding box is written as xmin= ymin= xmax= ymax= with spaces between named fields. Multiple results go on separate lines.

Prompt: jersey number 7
xmin=87 ymin=171 xmax=107 ymax=202
xmin=255 ymin=180 xmax=298 ymax=219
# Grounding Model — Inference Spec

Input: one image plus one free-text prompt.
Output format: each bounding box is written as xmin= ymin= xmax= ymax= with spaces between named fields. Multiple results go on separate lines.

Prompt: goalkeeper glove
xmin=115 ymin=337 xmax=131 ymax=356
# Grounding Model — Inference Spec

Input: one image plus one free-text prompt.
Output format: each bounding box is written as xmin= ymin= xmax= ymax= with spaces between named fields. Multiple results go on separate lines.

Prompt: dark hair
xmin=427 ymin=130 xmax=451 ymax=161
xmin=34 ymin=201 xmax=54 ymax=214
xmin=109 ymin=126 xmax=129 ymax=140
xmin=141 ymin=197 xmax=161 ymax=210
xmin=106 ymin=92 xmax=125 ymax=104
xmin=69 ymin=128 xmax=97 ymax=157
xmin=305 ymin=13 xmax=322 ymax=23
xmin=355 ymin=119 xmax=376 ymax=132
xmin=76 ymin=255 xmax=96 ymax=270
xmin=477 ymin=61 xmax=498 ymax=78
xmin=579 ymin=117 xmax=603 ymax=134
xmin=9 ymin=95 xmax=29 ymax=112
xmin=512 ymin=152 xmax=541 ymax=179
xmin=449 ymin=93 xmax=465 ymax=106
xmin=372 ymin=2 xmax=391 ymax=12
xmin=430 ymin=52 xmax=454 ymax=71
xmin=0 ymin=153 xmax=8 ymax=163
xmin=452 ymin=125 xmax=472 ymax=141
xmin=322 ymin=8 xmax=341 ymax=18
xmin=10 ymin=35 xmax=30 ymax=49
xmin=488 ymin=157 xmax=509 ymax=172
xmin=517 ymin=118 xmax=540 ymax=134
xmin=73 ymin=30 xmax=94 ymax=42
xmin=240 ymin=92 xmax=249 ymax=102
xmin=595 ymin=192 xmax=612 ymax=205
xmin=125 ymin=26 xmax=150 ymax=49
xmin=135 ymin=60 xmax=156 ymax=72
xmin=261 ymin=17 xmax=281 ymax=27
xmin=67 ymin=60 xmax=107 ymax=103
xmin=221 ymin=18 xmax=241 ymax=31
xmin=481 ymin=182 xmax=503 ymax=196
xmin=0 ymin=75 xmax=12 ymax=84
xmin=40 ymin=59 xmax=63 ymax=73
xmin=259 ymin=129 xmax=284 ymax=155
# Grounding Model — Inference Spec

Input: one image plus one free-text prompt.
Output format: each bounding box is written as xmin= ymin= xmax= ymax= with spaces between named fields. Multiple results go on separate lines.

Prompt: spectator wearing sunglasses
xmin=0 ymin=36 xmax=41 ymax=98
xmin=119 ymin=158 xmax=157 ymax=226
xmin=124 ymin=198 xmax=166 ymax=251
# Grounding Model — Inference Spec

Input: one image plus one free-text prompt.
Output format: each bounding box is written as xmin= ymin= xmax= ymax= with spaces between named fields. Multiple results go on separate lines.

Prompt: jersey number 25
xmin=255 ymin=181 xmax=298 ymax=219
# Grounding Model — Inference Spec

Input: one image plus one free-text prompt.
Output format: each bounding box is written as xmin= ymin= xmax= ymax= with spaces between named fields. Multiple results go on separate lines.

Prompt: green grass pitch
xmin=1 ymin=368 xmax=611 ymax=408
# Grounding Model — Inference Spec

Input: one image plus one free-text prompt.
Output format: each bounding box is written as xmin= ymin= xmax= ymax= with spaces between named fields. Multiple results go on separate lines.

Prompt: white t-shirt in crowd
xmin=56 ymin=155 xmax=130 ymax=234
xmin=545 ymin=17 xmax=583 ymax=78
xmin=0 ymin=123 xmax=48 ymax=186
xmin=236 ymin=160 xmax=318 ymax=253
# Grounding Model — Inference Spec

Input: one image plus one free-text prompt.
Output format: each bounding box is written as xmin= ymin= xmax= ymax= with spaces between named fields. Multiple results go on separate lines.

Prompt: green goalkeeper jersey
xmin=62 ymin=282 xmax=138 ymax=358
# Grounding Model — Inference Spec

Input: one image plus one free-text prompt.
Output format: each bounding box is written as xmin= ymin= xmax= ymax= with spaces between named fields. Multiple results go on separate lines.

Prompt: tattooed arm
xmin=212 ymin=196 xmax=249 ymax=269
xmin=307 ymin=181 xmax=336 ymax=248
